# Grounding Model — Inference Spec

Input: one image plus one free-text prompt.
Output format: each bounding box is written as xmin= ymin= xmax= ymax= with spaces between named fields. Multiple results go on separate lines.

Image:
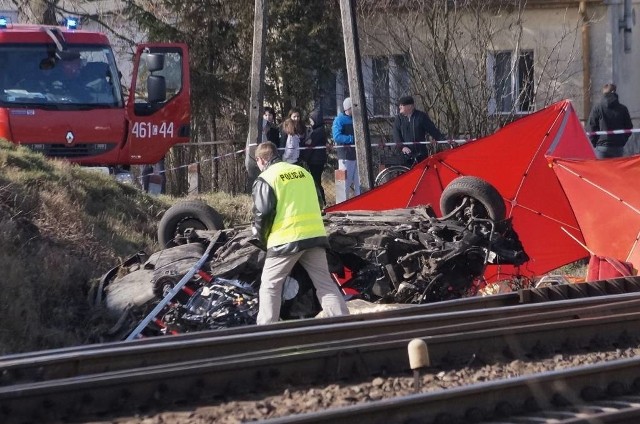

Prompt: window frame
xmin=365 ymin=54 xmax=410 ymax=118
xmin=487 ymin=49 xmax=535 ymax=115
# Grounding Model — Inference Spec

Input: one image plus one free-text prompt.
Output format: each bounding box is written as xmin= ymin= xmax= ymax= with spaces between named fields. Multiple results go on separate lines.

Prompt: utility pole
xmin=247 ymin=0 xmax=373 ymax=193
xmin=245 ymin=0 xmax=268 ymax=190
xmin=338 ymin=0 xmax=374 ymax=192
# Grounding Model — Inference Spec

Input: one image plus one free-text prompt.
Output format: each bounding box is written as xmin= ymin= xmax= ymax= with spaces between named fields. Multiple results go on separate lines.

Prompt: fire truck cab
xmin=0 ymin=17 xmax=191 ymax=167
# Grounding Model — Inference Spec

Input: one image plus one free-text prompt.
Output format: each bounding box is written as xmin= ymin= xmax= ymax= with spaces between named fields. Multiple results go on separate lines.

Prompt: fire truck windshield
xmin=0 ymin=45 xmax=124 ymax=109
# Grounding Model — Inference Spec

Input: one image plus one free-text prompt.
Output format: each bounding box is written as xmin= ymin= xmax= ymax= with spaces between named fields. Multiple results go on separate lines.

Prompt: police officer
xmin=251 ymin=141 xmax=349 ymax=324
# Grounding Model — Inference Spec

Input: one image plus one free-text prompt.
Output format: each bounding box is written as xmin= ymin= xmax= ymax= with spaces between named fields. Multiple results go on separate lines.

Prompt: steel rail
xmin=4 ymin=275 xmax=637 ymax=365
xmin=545 ymin=403 xmax=640 ymax=424
xmin=0 ymin=292 xmax=520 ymax=361
xmin=3 ymin=292 xmax=640 ymax=387
xmin=3 ymin=310 xmax=640 ymax=423
xmin=262 ymin=358 xmax=640 ymax=424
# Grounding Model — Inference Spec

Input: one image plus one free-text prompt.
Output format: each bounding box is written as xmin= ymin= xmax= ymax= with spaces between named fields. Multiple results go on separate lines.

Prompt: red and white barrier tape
xmin=586 ymin=128 xmax=640 ymax=136
xmin=251 ymin=137 xmax=472 ymax=151
xmin=146 ymin=138 xmax=472 ymax=181
xmin=143 ymin=127 xmax=640 ymax=182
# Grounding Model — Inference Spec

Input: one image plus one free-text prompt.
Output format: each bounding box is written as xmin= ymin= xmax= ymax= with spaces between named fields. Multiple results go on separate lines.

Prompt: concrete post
xmin=339 ymin=0 xmax=374 ymax=192
xmin=188 ymin=163 xmax=199 ymax=194
xmin=334 ymin=169 xmax=348 ymax=204
xmin=147 ymin=174 xmax=163 ymax=195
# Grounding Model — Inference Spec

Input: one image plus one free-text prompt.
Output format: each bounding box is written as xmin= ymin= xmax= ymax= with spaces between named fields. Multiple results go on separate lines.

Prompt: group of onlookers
xmin=259 ymin=81 xmax=637 ymax=208
xmin=331 ymin=95 xmax=444 ymax=199
xmin=262 ymin=94 xmax=446 ymax=202
xmin=261 ymin=106 xmax=328 ymax=206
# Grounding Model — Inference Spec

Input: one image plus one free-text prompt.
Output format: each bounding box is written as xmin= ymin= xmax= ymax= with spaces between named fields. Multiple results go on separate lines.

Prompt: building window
xmin=371 ymin=57 xmax=390 ymax=116
xmin=365 ymin=54 xmax=410 ymax=117
xmin=319 ymin=72 xmax=338 ymax=118
xmin=327 ymin=55 xmax=410 ymax=118
xmin=488 ymin=50 xmax=534 ymax=114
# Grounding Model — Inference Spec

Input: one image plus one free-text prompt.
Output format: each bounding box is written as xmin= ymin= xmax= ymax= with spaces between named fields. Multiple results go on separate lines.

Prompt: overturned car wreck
xmin=99 ymin=176 xmax=529 ymax=338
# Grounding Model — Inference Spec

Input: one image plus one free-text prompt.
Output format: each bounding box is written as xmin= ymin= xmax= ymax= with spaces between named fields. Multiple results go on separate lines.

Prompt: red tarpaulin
xmin=551 ymin=156 xmax=640 ymax=270
xmin=328 ymin=100 xmax=596 ymax=278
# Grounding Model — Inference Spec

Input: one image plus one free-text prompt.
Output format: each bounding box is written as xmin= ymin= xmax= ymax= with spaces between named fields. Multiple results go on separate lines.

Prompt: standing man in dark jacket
xmin=393 ymin=96 xmax=444 ymax=163
xmin=301 ymin=109 xmax=328 ymax=207
xmin=251 ymin=142 xmax=349 ymax=325
xmin=587 ymin=83 xmax=633 ymax=159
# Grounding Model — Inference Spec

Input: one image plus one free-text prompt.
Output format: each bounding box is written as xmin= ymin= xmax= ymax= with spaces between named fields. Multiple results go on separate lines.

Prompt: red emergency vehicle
xmin=0 ymin=17 xmax=190 ymax=167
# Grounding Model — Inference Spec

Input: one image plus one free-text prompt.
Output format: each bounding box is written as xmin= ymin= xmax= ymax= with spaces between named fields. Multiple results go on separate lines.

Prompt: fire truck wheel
xmin=158 ymin=200 xmax=224 ymax=247
xmin=440 ymin=176 xmax=506 ymax=222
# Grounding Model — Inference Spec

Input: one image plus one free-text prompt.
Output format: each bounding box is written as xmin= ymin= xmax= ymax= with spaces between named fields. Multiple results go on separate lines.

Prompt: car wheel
xmin=374 ymin=165 xmax=410 ymax=186
xmin=157 ymin=200 xmax=224 ymax=247
xmin=280 ymin=265 xmax=321 ymax=320
xmin=440 ymin=176 xmax=506 ymax=222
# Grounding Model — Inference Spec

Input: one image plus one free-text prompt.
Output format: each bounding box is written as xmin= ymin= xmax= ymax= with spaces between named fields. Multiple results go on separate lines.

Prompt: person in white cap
xmin=331 ymin=97 xmax=360 ymax=198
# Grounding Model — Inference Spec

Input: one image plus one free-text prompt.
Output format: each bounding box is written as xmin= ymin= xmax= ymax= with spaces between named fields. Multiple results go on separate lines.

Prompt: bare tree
xmin=9 ymin=0 xmax=57 ymax=24
xmin=358 ymin=0 xmax=584 ymax=139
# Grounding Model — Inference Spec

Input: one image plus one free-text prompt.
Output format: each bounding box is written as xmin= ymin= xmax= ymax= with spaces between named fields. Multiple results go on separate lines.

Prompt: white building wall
xmin=589 ymin=4 xmax=614 ymax=100
xmin=0 ymin=8 xmax=17 ymax=23
xmin=488 ymin=7 xmax=585 ymax=114
xmin=358 ymin=1 xmax=640 ymax=124
xmin=595 ymin=0 xmax=640 ymax=120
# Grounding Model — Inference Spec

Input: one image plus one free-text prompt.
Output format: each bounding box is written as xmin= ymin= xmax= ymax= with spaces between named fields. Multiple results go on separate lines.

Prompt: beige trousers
xmin=256 ymin=247 xmax=350 ymax=325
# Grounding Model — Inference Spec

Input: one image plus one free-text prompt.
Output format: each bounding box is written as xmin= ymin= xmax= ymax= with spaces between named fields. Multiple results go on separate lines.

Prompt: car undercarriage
xmin=99 ymin=176 xmax=529 ymax=338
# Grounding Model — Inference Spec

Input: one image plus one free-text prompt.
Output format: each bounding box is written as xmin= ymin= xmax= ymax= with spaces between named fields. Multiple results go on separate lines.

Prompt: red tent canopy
xmin=328 ymin=100 xmax=595 ymax=278
xmin=552 ymin=155 xmax=640 ymax=269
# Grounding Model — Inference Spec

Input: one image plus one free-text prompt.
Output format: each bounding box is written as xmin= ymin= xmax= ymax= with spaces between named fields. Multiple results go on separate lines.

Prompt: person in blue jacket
xmin=331 ymin=97 xmax=359 ymax=198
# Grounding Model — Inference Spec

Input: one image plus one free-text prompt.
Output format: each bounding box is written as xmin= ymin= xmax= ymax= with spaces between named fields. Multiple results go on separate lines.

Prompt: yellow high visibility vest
xmin=259 ymin=161 xmax=326 ymax=248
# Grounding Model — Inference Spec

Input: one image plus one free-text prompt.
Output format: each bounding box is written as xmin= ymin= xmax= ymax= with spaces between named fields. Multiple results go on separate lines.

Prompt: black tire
xmin=280 ymin=264 xmax=321 ymax=320
xmin=158 ymin=200 xmax=224 ymax=247
xmin=374 ymin=165 xmax=410 ymax=186
xmin=440 ymin=176 xmax=506 ymax=222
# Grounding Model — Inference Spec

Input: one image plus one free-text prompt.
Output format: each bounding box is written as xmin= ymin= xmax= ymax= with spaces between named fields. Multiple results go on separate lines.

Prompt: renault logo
xmin=66 ymin=131 xmax=74 ymax=145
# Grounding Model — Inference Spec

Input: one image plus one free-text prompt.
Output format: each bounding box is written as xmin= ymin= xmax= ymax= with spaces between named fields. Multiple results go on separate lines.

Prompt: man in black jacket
xmin=587 ymin=83 xmax=633 ymax=159
xmin=392 ymin=95 xmax=444 ymax=163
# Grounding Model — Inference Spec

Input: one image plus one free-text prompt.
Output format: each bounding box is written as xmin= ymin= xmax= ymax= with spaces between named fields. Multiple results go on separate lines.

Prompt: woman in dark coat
xmin=300 ymin=109 xmax=328 ymax=206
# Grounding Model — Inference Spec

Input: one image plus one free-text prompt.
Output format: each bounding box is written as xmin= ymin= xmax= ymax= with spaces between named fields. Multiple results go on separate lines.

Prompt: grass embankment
xmin=0 ymin=140 xmax=252 ymax=354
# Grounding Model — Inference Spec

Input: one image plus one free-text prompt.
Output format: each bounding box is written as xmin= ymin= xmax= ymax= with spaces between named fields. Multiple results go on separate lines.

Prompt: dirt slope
xmin=0 ymin=140 xmax=167 ymax=354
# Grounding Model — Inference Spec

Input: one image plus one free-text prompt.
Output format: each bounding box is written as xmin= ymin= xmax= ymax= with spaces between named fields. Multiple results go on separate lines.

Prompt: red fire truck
xmin=0 ymin=17 xmax=190 ymax=169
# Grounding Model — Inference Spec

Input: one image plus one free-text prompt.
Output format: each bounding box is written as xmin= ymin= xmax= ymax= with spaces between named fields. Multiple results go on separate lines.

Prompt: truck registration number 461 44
xmin=132 ymin=122 xmax=175 ymax=139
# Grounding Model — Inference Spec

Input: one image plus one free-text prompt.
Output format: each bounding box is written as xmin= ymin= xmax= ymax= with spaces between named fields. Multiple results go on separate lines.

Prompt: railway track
xmin=263 ymin=357 xmax=640 ymax=423
xmin=2 ymin=277 xmax=640 ymax=423
xmin=8 ymin=274 xmax=637 ymax=364
xmin=2 ymin=278 xmax=640 ymax=386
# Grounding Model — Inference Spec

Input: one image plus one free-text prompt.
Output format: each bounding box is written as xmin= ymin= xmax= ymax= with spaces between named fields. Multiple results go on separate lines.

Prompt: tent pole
xmin=561 ymin=226 xmax=593 ymax=255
